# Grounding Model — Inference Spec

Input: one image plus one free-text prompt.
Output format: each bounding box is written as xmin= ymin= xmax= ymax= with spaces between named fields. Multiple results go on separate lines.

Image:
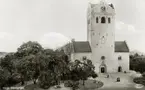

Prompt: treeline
xmin=0 ymin=41 xmax=97 ymax=90
xmin=130 ymin=53 xmax=145 ymax=73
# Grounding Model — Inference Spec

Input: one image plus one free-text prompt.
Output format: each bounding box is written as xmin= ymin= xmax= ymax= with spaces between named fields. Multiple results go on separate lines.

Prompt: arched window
xmin=96 ymin=17 xmax=98 ymax=23
xmin=118 ymin=66 xmax=122 ymax=72
xmin=108 ymin=18 xmax=111 ymax=23
xmin=101 ymin=17 xmax=106 ymax=23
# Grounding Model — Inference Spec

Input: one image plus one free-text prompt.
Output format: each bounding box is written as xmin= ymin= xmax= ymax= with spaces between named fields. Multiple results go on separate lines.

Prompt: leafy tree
xmin=80 ymin=59 xmax=95 ymax=85
xmin=130 ymin=53 xmax=145 ymax=73
xmin=47 ymin=49 xmax=70 ymax=85
xmin=38 ymin=71 xmax=56 ymax=89
xmin=0 ymin=68 xmax=10 ymax=89
xmin=37 ymin=49 xmax=71 ymax=88
xmin=0 ymin=53 xmax=15 ymax=75
xmin=16 ymin=41 xmax=43 ymax=56
xmin=66 ymin=59 xmax=96 ymax=90
xmin=15 ymin=41 xmax=44 ymax=85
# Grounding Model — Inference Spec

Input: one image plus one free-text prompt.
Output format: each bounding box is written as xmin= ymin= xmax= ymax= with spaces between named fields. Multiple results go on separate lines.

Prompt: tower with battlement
xmin=87 ymin=0 xmax=116 ymax=73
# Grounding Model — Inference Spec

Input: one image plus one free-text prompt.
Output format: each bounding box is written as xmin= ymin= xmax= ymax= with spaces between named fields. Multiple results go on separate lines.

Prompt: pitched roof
xmin=72 ymin=41 xmax=129 ymax=53
xmin=115 ymin=41 xmax=129 ymax=52
xmin=72 ymin=41 xmax=92 ymax=53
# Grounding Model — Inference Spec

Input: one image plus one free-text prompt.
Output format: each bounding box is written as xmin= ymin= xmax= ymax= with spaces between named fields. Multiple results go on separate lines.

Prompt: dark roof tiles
xmin=72 ymin=41 xmax=92 ymax=53
xmin=72 ymin=41 xmax=129 ymax=53
xmin=115 ymin=41 xmax=129 ymax=52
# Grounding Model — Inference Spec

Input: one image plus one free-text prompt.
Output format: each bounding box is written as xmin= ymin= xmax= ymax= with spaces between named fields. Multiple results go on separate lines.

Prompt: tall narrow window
xmin=108 ymin=18 xmax=111 ymax=23
xmin=118 ymin=66 xmax=122 ymax=72
xmin=101 ymin=17 xmax=106 ymax=23
xmin=96 ymin=17 xmax=98 ymax=23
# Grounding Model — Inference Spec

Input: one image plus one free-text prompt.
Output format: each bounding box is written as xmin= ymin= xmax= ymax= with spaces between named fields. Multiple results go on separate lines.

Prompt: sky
xmin=0 ymin=0 xmax=145 ymax=53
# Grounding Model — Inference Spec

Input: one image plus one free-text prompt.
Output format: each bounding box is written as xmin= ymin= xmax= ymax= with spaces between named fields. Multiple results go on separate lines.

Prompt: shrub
xmin=64 ymin=80 xmax=79 ymax=90
xmin=133 ymin=77 xmax=145 ymax=85
xmin=38 ymin=72 xmax=56 ymax=89
xmin=92 ymin=73 xmax=98 ymax=79
xmin=64 ymin=80 xmax=73 ymax=87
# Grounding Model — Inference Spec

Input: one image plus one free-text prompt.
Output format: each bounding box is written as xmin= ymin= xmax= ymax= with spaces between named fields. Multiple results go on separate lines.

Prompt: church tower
xmin=87 ymin=0 xmax=116 ymax=73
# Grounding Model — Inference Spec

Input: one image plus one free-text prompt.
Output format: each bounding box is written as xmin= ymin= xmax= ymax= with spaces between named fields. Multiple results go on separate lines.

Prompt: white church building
xmin=61 ymin=0 xmax=130 ymax=73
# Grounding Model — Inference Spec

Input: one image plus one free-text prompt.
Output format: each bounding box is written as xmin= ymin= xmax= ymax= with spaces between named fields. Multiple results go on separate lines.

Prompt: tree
xmin=38 ymin=71 xmax=56 ymax=89
xmin=0 ymin=68 xmax=10 ymax=90
xmin=16 ymin=58 xmax=29 ymax=85
xmin=66 ymin=59 xmax=96 ymax=90
xmin=80 ymin=59 xmax=95 ymax=85
xmin=0 ymin=53 xmax=15 ymax=75
xmin=130 ymin=53 xmax=145 ymax=73
xmin=15 ymin=41 xmax=44 ymax=85
xmin=36 ymin=49 xmax=70 ymax=88
xmin=46 ymin=49 xmax=70 ymax=85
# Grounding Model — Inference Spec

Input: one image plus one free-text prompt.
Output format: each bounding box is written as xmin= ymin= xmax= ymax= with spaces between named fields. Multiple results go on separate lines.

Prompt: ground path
xmin=96 ymin=72 xmax=145 ymax=90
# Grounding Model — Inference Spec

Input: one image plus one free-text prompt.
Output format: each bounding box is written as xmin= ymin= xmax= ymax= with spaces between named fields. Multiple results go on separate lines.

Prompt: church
xmin=61 ymin=0 xmax=130 ymax=73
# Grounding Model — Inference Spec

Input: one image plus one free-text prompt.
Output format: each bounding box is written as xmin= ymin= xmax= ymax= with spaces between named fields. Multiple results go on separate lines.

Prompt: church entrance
xmin=99 ymin=61 xmax=107 ymax=73
xmin=101 ymin=67 xmax=105 ymax=73
xmin=118 ymin=66 xmax=122 ymax=72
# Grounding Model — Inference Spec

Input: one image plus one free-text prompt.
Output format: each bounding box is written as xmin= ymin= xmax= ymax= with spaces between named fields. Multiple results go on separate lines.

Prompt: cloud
xmin=116 ymin=21 xmax=137 ymax=34
xmin=39 ymin=32 xmax=70 ymax=49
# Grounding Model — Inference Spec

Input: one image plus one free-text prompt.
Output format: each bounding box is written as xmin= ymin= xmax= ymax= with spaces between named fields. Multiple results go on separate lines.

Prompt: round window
xmin=101 ymin=56 xmax=105 ymax=60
